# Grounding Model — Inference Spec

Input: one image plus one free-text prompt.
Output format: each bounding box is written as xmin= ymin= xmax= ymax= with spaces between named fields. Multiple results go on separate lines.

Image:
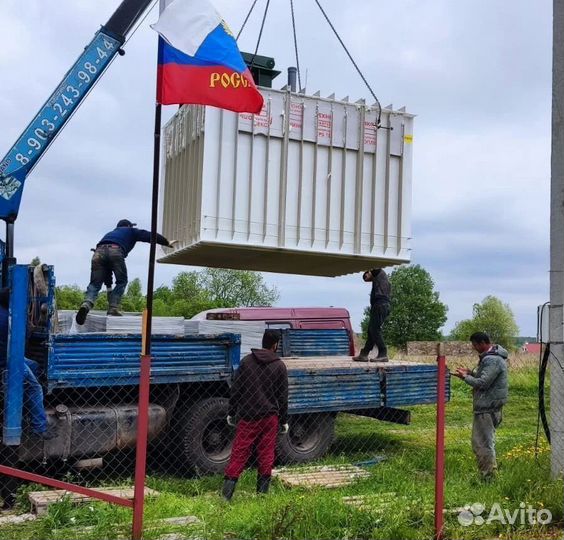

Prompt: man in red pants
xmin=222 ymin=329 xmax=289 ymax=500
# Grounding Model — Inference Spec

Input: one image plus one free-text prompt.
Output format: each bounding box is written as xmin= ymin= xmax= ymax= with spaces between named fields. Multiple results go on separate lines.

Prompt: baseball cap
xmin=116 ymin=219 xmax=136 ymax=228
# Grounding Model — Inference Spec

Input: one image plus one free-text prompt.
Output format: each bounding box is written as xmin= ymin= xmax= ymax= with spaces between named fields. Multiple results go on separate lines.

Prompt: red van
xmin=192 ymin=307 xmax=355 ymax=355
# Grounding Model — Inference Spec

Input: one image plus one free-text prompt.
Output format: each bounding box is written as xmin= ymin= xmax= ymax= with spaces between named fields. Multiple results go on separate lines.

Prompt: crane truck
xmin=0 ymin=0 xmax=450 ymax=475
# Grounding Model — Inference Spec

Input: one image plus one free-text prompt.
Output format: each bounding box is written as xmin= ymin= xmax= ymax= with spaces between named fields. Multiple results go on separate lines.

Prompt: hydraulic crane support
xmin=3 ymin=265 xmax=29 ymax=445
xmin=0 ymin=0 xmax=154 ymax=224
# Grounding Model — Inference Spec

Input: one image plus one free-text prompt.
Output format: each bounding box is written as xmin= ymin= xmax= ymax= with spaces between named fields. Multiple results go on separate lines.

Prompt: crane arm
xmin=0 ymin=0 xmax=155 ymax=223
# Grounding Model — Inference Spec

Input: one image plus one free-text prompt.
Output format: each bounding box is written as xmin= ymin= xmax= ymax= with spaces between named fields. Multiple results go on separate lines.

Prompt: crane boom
xmin=0 ymin=0 xmax=154 ymax=223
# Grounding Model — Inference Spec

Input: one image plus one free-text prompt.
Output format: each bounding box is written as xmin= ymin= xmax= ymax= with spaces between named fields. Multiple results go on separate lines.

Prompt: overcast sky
xmin=0 ymin=0 xmax=552 ymax=336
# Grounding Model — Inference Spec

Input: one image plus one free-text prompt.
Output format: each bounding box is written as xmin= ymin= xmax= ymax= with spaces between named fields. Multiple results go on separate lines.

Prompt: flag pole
xmin=132 ymin=100 xmax=161 ymax=540
xmin=142 ymin=101 xmax=161 ymax=358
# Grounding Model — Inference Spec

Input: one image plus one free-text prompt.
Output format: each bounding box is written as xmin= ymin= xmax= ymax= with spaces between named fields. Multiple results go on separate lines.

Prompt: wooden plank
xmin=273 ymin=465 xmax=370 ymax=488
xmin=28 ymin=487 xmax=158 ymax=516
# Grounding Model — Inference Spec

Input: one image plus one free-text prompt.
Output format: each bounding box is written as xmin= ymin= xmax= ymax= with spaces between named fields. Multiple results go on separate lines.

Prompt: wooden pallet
xmin=272 ymin=465 xmax=370 ymax=488
xmin=28 ymin=487 xmax=158 ymax=515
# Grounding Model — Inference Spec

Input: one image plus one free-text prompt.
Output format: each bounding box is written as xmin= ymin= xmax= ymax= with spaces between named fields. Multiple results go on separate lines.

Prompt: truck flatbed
xmin=283 ymin=356 xmax=430 ymax=370
xmin=283 ymin=356 xmax=447 ymax=413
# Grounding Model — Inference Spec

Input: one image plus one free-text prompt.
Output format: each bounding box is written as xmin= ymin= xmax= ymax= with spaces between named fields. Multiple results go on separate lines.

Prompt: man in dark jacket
xmin=76 ymin=219 xmax=176 ymax=323
xmin=455 ymin=332 xmax=509 ymax=480
xmin=222 ymin=329 xmax=289 ymax=501
xmin=353 ymin=268 xmax=391 ymax=362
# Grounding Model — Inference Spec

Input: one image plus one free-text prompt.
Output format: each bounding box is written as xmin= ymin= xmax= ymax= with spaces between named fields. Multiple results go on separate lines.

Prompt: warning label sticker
xmin=363 ymin=119 xmax=378 ymax=152
xmin=289 ymin=100 xmax=304 ymax=137
xmin=239 ymin=104 xmax=274 ymax=135
xmin=317 ymin=109 xmax=333 ymax=143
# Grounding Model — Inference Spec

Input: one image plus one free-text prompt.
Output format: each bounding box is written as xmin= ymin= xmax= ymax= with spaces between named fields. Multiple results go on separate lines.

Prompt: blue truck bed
xmin=3 ymin=265 xmax=450 ymax=460
xmin=45 ymin=333 xmax=241 ymax=392
xmin=44 ymin=330 xmax=449 ymax=412
xmin=284 ymin=357 xmax=449 ymax=413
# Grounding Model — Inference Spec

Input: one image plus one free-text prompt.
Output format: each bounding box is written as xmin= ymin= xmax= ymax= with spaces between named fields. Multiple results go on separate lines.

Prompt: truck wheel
xmin=177 ymin=397 xmax=234 ymax=475
xmin=277 ymin=413 xmax=335 ymax=464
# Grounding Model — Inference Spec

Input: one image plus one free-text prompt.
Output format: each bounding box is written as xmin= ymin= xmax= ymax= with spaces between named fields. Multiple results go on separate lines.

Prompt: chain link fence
xmin=440 ymin=346 xmax=561 ymax=539
xmin=0 ymin=292 xmax=561 ymax=540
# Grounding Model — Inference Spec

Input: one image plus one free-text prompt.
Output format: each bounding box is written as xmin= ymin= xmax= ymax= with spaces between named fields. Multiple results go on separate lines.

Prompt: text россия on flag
xmin=151 ymin=0 xmax=264 ymax=114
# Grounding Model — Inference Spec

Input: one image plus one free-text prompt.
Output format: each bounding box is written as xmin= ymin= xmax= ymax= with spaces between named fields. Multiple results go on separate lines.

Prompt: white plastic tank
xmin=159 ymin=88 xmax=414 ymax=276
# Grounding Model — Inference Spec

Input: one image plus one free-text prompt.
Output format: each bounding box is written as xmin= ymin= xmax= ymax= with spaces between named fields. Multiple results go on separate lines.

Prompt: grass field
xmin=0 ymin=358 xmax=561 ymax=539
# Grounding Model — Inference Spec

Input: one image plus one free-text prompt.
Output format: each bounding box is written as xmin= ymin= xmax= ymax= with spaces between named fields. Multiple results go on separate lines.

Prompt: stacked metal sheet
xmin=55 ymin=310 xmax=74 ymax=334
xmin=55 ymin=313 xmax=261 ymax=346
xmin=56 ymin=311 xmax=107 ymax=334
xmin=106 ymin=315 xmax=185 ymax=335
xmin=184 ymin=320 xmax=265 ymax=358
xmin=55 ymin=311 xmax=184 ymax=335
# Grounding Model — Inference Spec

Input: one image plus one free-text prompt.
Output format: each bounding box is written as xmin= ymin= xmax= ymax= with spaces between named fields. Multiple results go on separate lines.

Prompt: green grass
xmin=0 ymin=367 xmax=561 ymax=539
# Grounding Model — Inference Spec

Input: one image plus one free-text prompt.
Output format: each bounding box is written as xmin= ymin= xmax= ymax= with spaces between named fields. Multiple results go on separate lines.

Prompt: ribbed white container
xmin=159 ymin=88 xmax=414 ymax=276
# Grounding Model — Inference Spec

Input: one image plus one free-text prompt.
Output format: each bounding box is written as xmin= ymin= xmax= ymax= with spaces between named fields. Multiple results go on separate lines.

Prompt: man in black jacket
xmin=353 ymin=268 xmax=391 ymax=362
xmin=222 ymin=329 xmax=289 ymax=500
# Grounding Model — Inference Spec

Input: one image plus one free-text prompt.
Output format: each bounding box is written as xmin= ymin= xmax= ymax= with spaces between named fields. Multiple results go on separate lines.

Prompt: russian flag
xmin=151 ymin=0 xmax=264 ymax=114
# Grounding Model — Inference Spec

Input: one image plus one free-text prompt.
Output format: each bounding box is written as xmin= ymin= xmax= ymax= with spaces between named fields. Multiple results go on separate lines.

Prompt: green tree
xmin=450 ymin=295 xmax=519 ymax=349
xmin=200 ymin=268 xmax=279 ymax=307
xmin=55 ymin=285 xmax=83 ymax=309
xmin=361 ymin=265 xmax=448 ymax=348
xmin=55 ymin=284 xmax=110 ymax=311
xmin=121 ymin=278 xmax=145 ymax=312
xmin=55 ymin=268 xmax=278 ymax=318
xmin=156 ymin=272 xmax=216 ymax=318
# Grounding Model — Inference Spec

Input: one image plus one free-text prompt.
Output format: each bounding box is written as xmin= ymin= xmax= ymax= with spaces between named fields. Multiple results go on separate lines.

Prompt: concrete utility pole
xmin=550 ymin=0 xmax=564 ymax=477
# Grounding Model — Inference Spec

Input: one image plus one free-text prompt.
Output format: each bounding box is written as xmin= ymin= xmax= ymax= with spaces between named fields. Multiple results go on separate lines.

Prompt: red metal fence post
xmin=131 ymin=349 xmax=152 ymax=540
xmin=434 ymin=343 xmax=446 ymax=540
xmin=0 ymin=465 xmax=133 ymax=507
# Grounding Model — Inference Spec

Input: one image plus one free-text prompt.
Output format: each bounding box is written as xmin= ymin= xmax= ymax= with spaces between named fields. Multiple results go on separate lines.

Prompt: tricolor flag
xmin=151 ymin=0 xmax=264 ymax=113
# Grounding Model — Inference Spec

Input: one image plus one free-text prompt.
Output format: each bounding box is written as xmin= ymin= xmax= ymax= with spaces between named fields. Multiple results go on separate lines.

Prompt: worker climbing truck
xmin=3 ymin=262 xmax=449 ymax=473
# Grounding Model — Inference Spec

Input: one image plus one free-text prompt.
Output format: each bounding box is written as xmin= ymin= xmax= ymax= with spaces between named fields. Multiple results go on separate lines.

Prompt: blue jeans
xmin=84 ymin=245 xmax=128 ymax=308
xmin=24 ymin=359 xmax=47 ymax=434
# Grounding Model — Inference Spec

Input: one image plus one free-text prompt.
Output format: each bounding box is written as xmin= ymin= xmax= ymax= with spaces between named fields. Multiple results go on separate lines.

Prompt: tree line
xmin=55 ymin=268 xmax=280 ymax=318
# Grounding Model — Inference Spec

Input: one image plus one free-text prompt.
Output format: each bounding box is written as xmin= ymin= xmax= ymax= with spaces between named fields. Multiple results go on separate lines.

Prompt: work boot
xmin=256 ymin=475 xmax=271 ymax=494
xmin=75 ymin=302 xmax=91 ymax=325
xmin=372 ymin=356 xmax=389 ymax=363
xmin=222 ymin=478 xmax=237 ymax=501
xmin=352 ymin=353 xmax=369 ymax=362
xmin=107 ymin=307 xmax=123 ymax=316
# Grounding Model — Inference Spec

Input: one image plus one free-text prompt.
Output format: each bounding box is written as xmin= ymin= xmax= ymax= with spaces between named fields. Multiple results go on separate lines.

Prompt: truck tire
xmin=276 ymin=413 xmax=335 ymax=464
xmin=177 ymin=397 xmax=234 ymax=475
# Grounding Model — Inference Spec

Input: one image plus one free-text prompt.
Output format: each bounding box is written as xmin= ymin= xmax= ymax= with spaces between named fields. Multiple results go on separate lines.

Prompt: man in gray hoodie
xmin=455 ymin=332 xmax=509 ymax=479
